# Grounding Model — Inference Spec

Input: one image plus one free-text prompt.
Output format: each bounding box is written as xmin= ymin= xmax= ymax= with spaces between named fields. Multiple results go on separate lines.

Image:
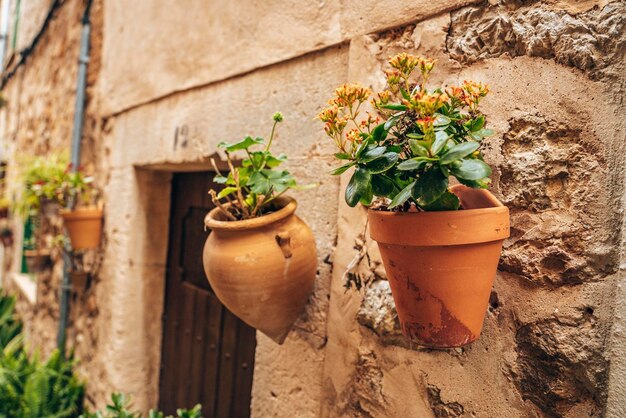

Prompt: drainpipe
xmin=57 ymin=0 xmax=93 ymax=352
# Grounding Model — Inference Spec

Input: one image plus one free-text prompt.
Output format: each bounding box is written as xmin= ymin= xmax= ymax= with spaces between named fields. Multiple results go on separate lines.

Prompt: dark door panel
xmin=159 ymin=172 xmax=256 ymax=417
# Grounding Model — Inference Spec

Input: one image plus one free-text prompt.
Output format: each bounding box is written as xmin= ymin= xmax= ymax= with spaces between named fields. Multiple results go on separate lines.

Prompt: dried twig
xmin=250 ymin=195 xmax=266 ymax=217
xmin=208 ymin=190 xmax=237 ymax=221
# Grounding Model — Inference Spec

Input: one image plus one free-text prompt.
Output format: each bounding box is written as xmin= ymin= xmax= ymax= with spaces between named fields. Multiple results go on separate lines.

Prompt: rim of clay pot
xmin=204 ymin=196 xmax=296 ymax=231
xmin=60 ymin=206 xmax=103 ymax=220
xmin=369 ymin=185 xmax=510 ymax=246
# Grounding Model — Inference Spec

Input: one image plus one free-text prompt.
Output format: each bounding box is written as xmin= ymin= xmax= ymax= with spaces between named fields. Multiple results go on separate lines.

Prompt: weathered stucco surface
xmin=1 ymin=0 xmax=625 ymax=416
xmin=323 ymin=2 xmax=625 ymax=417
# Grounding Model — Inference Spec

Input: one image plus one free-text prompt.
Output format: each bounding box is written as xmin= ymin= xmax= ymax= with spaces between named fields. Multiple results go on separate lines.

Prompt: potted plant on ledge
xmin=202 ymin=113 xmax=317 ymax=344
xmin=58 ymin=170 xmax=102 ymax=251
xmin=318 ymin=53 xmax=510 ymax=348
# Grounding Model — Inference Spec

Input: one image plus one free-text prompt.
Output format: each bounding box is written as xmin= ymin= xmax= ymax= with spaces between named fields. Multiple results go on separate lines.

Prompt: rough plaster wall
xmin=322 ymin=1 xmax=625 ymax=417
xmin=99 ymin=0 xmax=482 ymax=116
xmin=2 ymin=0 xmax=625 ymax=417
xmin=0 ymin=0 xmax=107 ymax=406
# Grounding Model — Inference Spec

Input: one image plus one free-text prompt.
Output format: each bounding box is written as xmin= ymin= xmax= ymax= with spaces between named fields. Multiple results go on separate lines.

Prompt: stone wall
xmin=0 ymin=0 xmax=624 ymax=416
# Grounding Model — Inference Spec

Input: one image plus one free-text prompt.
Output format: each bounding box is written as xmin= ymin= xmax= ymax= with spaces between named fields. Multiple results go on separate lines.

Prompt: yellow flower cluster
xmin=403 ymin=91 xmax=450 ymax=117
xmin=328 ymin=83 xmax=371 ymax=108
xmin=446 ymin=80 xmax=490 ymax=112
xmin=385 ymin=53 xmax=437 ymax=92
xmin=317 ymin=83 xmax=373 ymax=154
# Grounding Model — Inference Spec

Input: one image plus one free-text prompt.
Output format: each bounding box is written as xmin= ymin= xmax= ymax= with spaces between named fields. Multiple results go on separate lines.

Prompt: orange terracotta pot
xmin=203 ymin=196 xmax=317 ymax=344
xmin=368 ymin=185 xmax=510 ymax=348
xmin=60 ymin=207 xmax=103 ymax=250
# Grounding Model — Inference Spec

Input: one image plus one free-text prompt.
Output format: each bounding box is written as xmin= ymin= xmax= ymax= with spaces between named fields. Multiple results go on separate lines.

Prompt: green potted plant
xmin=318 ymin=53 xmax=510 ymax=348
xmin=58 ymin=169 xmax=102 ymax=251
xmin=202 ymin=113 xmax=317 ymax=344
xmin=16 ymin=154 xmax=102 ymax=251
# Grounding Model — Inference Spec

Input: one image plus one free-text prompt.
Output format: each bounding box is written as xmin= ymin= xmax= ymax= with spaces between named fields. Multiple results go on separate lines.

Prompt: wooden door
xmin=159 ymin=172 xmax=256 ymax=417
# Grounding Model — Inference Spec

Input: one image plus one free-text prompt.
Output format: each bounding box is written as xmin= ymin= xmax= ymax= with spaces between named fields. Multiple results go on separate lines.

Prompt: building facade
xmin=0 ymin=0 xmax=625 ymax=416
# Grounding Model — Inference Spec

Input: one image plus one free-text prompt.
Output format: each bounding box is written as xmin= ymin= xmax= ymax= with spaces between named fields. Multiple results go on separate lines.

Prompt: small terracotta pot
xmin=203 ymin=196 xmax=317 ymax=344
xmin=24 ymin=249 xmax=52 ymax=273
xmin=60 ymin=207 xmax=103 ymax=250
xmin=368 ymin=185 xmax=510 ymax=348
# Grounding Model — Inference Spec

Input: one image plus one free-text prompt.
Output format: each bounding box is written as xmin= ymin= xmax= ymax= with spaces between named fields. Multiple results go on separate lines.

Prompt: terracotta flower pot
xmin=203 ymin=196 xmax=317 ymax=344
xmin=24 ymin=249 xmax=52 ymax=273
xmin=60 ymin=207 xmax=103 ymax=250
xmin=368 ymin=184 xmax=510 ymax=348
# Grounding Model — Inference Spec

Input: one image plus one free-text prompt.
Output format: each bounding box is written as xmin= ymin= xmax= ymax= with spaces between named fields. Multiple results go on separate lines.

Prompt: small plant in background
xmin=81 ymin=393 xmax=202 ymax=418
xmin=318 ymin=52 xmax=494 ymax=211
xmin=209 ymin=112 xmax=312 ymax=220
xmin=0 ymin=292 xmax=85 ymax=418
xmin=15 ymin=153 xmax=94 ymax=217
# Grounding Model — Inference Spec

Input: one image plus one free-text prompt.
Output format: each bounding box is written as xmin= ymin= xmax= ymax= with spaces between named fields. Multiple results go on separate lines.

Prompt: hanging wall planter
xmin=203 ymin=196 xmax=317 ymax=344
xmin=201 ymin=113 xmax=317 ymax=344
xmin=319 ymin=53 xmax=509 ymax=348
xmin=60 ymin=207 xmax=103 ymax=250
xmin=369 ymin=185 xmax=509 ymax=347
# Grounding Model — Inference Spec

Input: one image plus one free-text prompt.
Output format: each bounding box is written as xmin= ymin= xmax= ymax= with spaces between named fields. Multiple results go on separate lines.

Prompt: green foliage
xmin=14 ymin=153 xmax=94 ymax=217
xmin=319 ymin=53 xmax=495 ymax=211
xmin=81 ymin=393 xmax=202 ymax=418
xmin=0 ymin=291 xmax=85 ymax=418
xmin=209 ymin=113 xmax=312 ymax=220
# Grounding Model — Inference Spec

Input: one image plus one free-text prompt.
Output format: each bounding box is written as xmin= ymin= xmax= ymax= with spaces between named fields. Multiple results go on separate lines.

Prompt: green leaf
xmin=465 ymin=116 xmax=485 ymax=132
xmin=413 ymin=168 xmax=448 ymax=205
xmin=360 ymin=146 xmax=386 ymax=163
xmin=397 ymin=158 xmax=425 ymax=171
xmin=219 ymin=136 xmax=264 ymax=152
xmin=247 ymin=169 xmax=296 ymax=194
xmin=440 ymin=141 xmax=480 ymax=165
xmin=388 ymin=181 xmax=416 ymax=209
xmin=213 ymin=174 xmax=228 ymax=184
xmin=384 ymin=113 xmax=403 ymax=130
xmin=430 ymin=131 xmax=449 ymax=156
xmin=345 ymin=167 xmax=372 ymax=207
xmin=371 ymin=123 xmax=388 ymax=143
xmin=434 ymin=114 xmax=452 ymax=127
xmin=421 ymin=190 xmax=460 ymax=211
xmin=406 ymin=133 xmax=424 ymax=139
xmin=379 ymin=104 xmax=407 ymax=111
xmin=458 ymin=177 xmax=491 ymax=189
xmin=469 ymin=128 xmax=495 ymax=141
xmin=354 ymin=140 xmax=369 ymax=159
xmin=371 ymin=174 xmax=395 ymax=198
xmin=450 ymin=158 xmax=492 ymax=180
xmin=335 ymin=152 xmax=351 ymax=160
xmin=366 ymin=152 xmax=398 ymax=174
xmin=265 ymin=153 xmax=287 ymax=168
xmin=216 ymin=187 xmax=238 ymax=199
xmin=331 ymin=162 xmax=355 ymax=175
xmin=409 ymin=139 xmax=429 ymax=157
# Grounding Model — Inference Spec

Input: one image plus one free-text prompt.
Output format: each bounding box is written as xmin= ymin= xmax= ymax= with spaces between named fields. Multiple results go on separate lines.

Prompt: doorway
xmin=159 ymin=172 xmax=256 ymax=417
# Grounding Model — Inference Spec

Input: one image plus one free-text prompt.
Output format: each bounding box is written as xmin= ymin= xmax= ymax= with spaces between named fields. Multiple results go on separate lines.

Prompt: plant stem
xmin=208 ymin=190 xmax=237 ymax=221
xmin=226 ymin=153 xmax=250 ymax=217
xmin=265 ymin=119 xmax=280 ymax=153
